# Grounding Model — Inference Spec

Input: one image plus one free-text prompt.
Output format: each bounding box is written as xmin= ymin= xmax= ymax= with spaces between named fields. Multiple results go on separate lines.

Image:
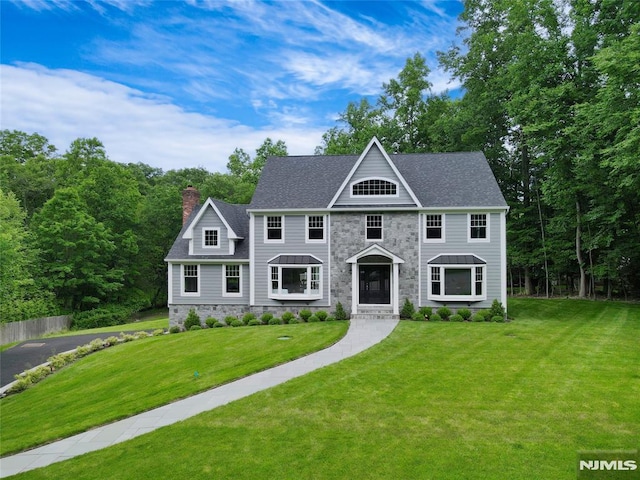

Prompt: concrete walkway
xmin=0 ymin=318 xmax=398 ymax=478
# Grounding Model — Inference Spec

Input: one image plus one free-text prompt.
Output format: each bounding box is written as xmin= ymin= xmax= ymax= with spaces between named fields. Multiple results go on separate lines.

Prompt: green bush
xmin=400 ymin=298 xmax=415 ymax=319
xmin=76 ymin=344 xmax=92 ymax=357
xmin=169 ymin=326 xmax=181 ymax=334
xmin=260 ymin=313 xmax=274 ymax=324
xmin=308 ymin=314 xmax=320 ymax=322
xmin=471 ymin=313 xmax=485 ymax=322
xmin=205 ymin=317 xmax=218 ymax=328
xmin=457 ymin=308 xmax=472 ymax=321
xmin=71 ymin=304 xmax=134 ymax=330
xmin=450 ymin=314 xmax=464 ymax=322
xmin=287 ymin=318 xmax=300 ymax=324
xmin=489 ymin=299 xmax=507 ymax=321
xmin=316 ymin=310 xmax=328 ymax=321
xmin=48 ymin=352 xmax=76 ymax=369
xmin=299 ymin=310 xmax=313 ymax=321
xmin=89 ymin=338 xmax=105 ymax=352
xmin=248 ymin=318 xmax=261 ymax=326
xmin=281 ymin=312 xmax=295 ymax=324
xmin=229 ymin=318 xmax=243 ymax=327
xmin=419 ymin=306 xmax=432 ymax=318
xmin=105 ymin=336 xmax=120 ymax=346
xmin=268 ymin=317 xmax=283 ymax=325
xmin=436 ymin=307 xmax=452 ymax=321
xmin=242 ymin=313 xmax=256 ymax=325
xmin=189 ymin=325 xmax=202 ymax=331
xmin=8 ymin=377 xmax=30 ymax=394
xmin=492 ymin=315 xmax=505 ymax=323
xmin=325 ymin=315 xmax=336 ymax=322
xmin=430 ymin=313 xmax=442 ymax=322
xmin=411 ymin=311 xmax=426 ymax=321
xmin=184 ymin=309 xmax=202 ymax=330
xmin=477 ymin=309 xmax=492 ymax=321
xmin=224 ymin=315 xmax=239 ymax=325
xmin=212 ymin=321 xmax=224 ymax=328
xmin=334 ymin=302 xmax=349 ymax=321
xmin=152 ymin=329 xmax=164 ymax=336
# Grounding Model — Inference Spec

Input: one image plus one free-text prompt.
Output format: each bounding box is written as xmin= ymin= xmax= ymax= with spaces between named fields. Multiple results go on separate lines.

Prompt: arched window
xmin=351 ymin=178 xmax=398 ymax=196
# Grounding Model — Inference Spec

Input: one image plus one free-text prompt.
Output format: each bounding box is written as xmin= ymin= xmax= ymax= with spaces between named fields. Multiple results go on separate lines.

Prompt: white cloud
xmin=0 ymin=63 xmax=326 ymax=172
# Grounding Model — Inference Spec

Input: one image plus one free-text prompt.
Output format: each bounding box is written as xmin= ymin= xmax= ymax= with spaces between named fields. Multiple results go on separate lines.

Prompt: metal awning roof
xmin=428 ymin=255 xmax=486 ymax=265
xmin=268 ymin=255 xmax=323 ymax=265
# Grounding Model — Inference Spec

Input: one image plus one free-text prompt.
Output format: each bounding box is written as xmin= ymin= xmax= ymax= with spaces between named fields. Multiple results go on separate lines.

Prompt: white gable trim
xmin=327 ymin=137 xmax=422 ymax=208
xmin=182 ymin=198 xmax=241 ymax=241
xmin=345 ymin=243 xmax=405 ymax=264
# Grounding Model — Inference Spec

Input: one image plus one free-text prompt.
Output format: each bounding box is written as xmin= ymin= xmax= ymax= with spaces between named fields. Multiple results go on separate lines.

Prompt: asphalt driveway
xmin=1 ymin=333 xmax=122 ymax=387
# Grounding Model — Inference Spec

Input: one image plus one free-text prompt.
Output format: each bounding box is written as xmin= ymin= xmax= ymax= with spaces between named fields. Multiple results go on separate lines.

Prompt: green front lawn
xmin=10 ymin=298 xmax=640 ymax=480
xmin=0 ymin=322 xmax=348 ymax=456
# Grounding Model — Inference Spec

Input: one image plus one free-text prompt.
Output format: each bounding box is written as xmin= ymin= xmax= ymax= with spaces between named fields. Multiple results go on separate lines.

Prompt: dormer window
xmin=203 ymin=228 xmax=219 ymax=248
xmin=351 ymin=178 xmax=398 ymax=197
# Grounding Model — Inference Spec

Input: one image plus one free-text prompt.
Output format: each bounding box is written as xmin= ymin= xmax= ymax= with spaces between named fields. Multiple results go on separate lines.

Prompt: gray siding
xmin=334 ymin=145 xmax=416 ymax=206
xmin=253 ymin=214 xmax=330 ymax=307
xmin=420 ymin=212 xmax=503 ymax=310
xmin=171 ymin=263 xmax=249 ymax=305
xmin=191 ymin=207 xmax=230 ymax=255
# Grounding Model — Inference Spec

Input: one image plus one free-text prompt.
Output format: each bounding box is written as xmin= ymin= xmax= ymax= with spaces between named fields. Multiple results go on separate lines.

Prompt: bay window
xmin=268 ymin=255 xmax=322 ymax=300
xmin=428 ymin=255 xmax=486 ymax=301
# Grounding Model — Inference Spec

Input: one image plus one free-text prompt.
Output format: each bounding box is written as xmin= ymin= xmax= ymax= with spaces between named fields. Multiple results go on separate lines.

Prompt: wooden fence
xmin=0 ymin=315 xmax=72 ymax=345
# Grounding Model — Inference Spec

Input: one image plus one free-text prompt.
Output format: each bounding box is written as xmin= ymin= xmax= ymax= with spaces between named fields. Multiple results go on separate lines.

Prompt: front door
xmin=359 ymin=265 xmax=391 ymax=304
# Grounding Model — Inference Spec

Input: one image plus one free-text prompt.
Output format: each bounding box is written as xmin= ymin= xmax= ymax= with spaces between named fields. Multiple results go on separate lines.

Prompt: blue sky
xmin=1 ymin=0 xmax=464 ymax=172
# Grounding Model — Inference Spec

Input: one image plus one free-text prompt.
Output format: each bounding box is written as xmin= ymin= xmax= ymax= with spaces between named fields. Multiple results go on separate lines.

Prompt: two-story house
xmin=165 ymin=137 xmax=508 ymax=326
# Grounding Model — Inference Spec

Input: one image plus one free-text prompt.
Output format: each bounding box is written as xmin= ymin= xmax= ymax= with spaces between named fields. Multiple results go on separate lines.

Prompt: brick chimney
xmin=182 ymin=185 xmax=201 ymax=225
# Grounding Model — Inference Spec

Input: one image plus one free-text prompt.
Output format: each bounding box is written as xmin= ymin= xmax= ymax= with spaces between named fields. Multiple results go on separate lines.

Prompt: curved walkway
xmin=0 ymin=318 xmax=398 ymax=478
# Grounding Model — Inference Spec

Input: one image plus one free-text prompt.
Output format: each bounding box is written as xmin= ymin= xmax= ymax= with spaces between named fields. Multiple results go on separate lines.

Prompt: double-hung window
xmin=428 ymin=255 xmax=486 ymax=302
xmin=306 ymin=215 xmax=325 ymax=242
xmin=223 ymin=265 xmax=241 ymax=296
xmin=268 ymin=255 xmax=322 ymax=300
xmin=182 ymin=265 xmax=199 ymax=295
xmin=203 ymin=228 xmax=219 ymax=248
xmin=469 ymin=214 xmax=488 ymax=241
xmin=265 ymin=216 xmax=284 ymax=242
xmin=424 ymin=214 xmax=444 ymax=242
xmin=366 ymin=214 xmax=383 ymax=241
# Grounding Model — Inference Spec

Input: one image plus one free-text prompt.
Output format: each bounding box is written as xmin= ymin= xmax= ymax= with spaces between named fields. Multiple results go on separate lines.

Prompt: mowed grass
xmin=10 ymin=298 xmax=640 ymax=480
xmin=0 ymin=322 xmax=348 ymax=456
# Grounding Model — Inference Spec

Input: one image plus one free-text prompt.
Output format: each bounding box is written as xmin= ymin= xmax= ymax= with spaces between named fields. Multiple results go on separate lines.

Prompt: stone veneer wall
xmin=330 ymin=212 xmax=420 ymax=313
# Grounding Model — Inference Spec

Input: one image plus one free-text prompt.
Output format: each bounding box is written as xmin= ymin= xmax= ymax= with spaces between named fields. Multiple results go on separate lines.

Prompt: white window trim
xmin=202 ymin=228 xmax=220 ymax=249
xmin=181 ymin=264 xmax=200 ymax=297
xmin=350 ymin=177 xmax=400 ymax=198
xmin=222 ymin=264 xmax=242 ymax=297
xmin=468 ymin=213 xmax=490 ymax=243
xmin=365 ymin=214 xmax=384 ymax=242
xmin=423 ymin=213 xmax=445 ymax=243
xmin=427 ymin=264 xmax=487 ymax=302
xmin=264 ymin=215 xmax=285 ymax=244
xmin=268 ymin=264 xmax=323 ymax=301
xmin=305 ymin=214 xmax=326 ymax=244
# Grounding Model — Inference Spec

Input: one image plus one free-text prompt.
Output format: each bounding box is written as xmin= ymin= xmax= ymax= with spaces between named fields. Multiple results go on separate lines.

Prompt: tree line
xmin=1 ymin=0 xmax=638 ymax=322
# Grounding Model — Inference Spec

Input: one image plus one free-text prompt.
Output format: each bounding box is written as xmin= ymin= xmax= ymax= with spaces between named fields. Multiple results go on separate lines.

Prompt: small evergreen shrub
xmin=477 ymin=309 xmax=492 ymax=321
xmin=419 ymin=306 xmax=433 ymax=318
xmin=334 ymin=302 xmax=349 ymax=320
xmin=184 ymin=309 xmax=202 ymax=330
xmin=471 ymin=313 xmax=485 ymax=322
xmin=242 ymin=313 xmax=256 ymax=325
xmin=76 ymin=344 xmax=91 ymax=357
xmin=248 ymin=318 xmax=261 ymax=326
xmin=105 ymin=336 xmax=120 ymax=346
xmin=260 ymin=313 xmax=274 ymax=324
xmin=411 ymin=311 xmax=426 ymax=322
xmin=282 ymin=312 xmax=295 ymax=324
xmin=299 ymin=309 xmax=313 ymax=321
xmin=326 ymin=315 xmax=336 ymax=322
xmin=224 ymin=315 xmax=238 ymax=325
xmin=229 ymin=318 xmax=243 ymax=327
xmin=120 ymin=333 xmax=136 ymax=342
xmin=89 ymin=338 xmax=105 ymax=352
xmin=48 ymin=351 xmax=76 ymax=369
xmin=457 ymin=308 xmax=472 ymax=321
xmin=71 ymin=304 xmax=134 ymax=330
xmin=430 ymin=313 xmax=442 ymax=322
xmin=308 ymin=314 xmax=320 ymax=322
xmin=268 ymin=317 xmax=283 ymax=325
xmin=489 ymin=299 xmax=507 ymax=321
xmin=450 ymin=314 xmax=464 ymax=322
xmin=134 ymin=331 xmax=149 ymax=339
xmin=288 ymin=318 xmax=300 ymax=324
xmin=205 ymin=317 xmax=218 ymax=328
xmin=492 ymin=315 xmax=505 ymax=323
xmin=169 ymin=326 xmax=181 ymax=334
xmin=436 ymin=307 xmax=452 ymax=321
xmin=400 ymin=298 xmax=415 ymax=319
xmin=189 ymin=325 xmax=202 ymax=331
xmin=152 ymin=329 xmax=164 ymax=336
xmin=316 ymin=310 xmax=328 ymax=321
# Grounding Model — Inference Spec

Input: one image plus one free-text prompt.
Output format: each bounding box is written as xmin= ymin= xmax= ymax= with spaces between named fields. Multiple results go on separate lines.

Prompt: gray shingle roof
xmin=249 ymin=151 xmax=507 ymax=209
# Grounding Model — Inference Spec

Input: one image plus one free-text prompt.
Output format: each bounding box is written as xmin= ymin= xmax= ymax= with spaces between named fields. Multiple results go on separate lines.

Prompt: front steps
xmin=350 ymin=308 xmax=399 ymax=321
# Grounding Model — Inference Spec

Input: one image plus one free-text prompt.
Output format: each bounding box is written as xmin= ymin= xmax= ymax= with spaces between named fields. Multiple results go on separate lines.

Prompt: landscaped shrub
xmin=76 ymin=344 xmax=91 ymax=357
xmin=260 ymin=313 xmax=274 ymax=324
xmin=120 ymin=333 xmax=136 ymax=342
xmin=400 ymin=298 xmax=415 ymax=319
xmin=24 ymin=365 xmax=51 ymax=384
xmin=268 ymin=317 xmax=283 ymax=325
xmin=457 ymin=308 xmax=472 ymax=321
xmin=184 ymin=309 xmax=202 ymax=330
xmin=308 ymin=314 xmax=320 ymax=322
xmin=71 ymin=304 xmax=133 ymax=330
xmin=89 ymin=338 xmax=105 ymax=352
xmin=411 ymin=311 xmax=426 ymax=321
xmin=436 ymin=307 xmax=452 ymax=321
xmin=450 ymin=314 xmax=464 ymax=322
xmin=325 ymin=315 xmax=336 ymax=322
xmin=477 ymin=309 xmax=492 ymax=321
xmin=229 ymin=318 xmax=243 ymax=327
xmin=152 ymin=329 xmax=164 ymax=336
xmin=205 ymin=317 xmax=218 ymax=328
xmin=169 ymin=326 xmax=181 ymax=334
xmin=430 ymin=313 xmax=442 ymax=322
xmin=105 ymin=336 xmax=120 ymax=346
xmin=489 ymin=299 xmax=507 ymax=321
xmin=419 ymin=306 xmax=433 ymax=318
xmin=281 ymin=312 xmax=295 ymax=324
xmin=315 ymin=310 xmax=328 ymax=321
xmin=48 ymin=351 xmax=77 ymax=369
xmin=471 ymin=313 xmax=485 ymax=322
xmin=299 ymin=309 xmax=312 ymax=321
xmin=334 ymin=302 xmax=349 ymax=320
xmin=242 ymin=313 xmax=256 ymax=325
xmin=189 ymin=325 xmax=202 ymax=331
xmin=248 ymin=318 xmax=261 ymax=326
xmin=224 ymin=315 xmax=239 ymax=326
xmin=492 ymin=315 xmax=505 ymax=323
xmin=212 ymin=321 xmax=224 ymax=328
xmin=134 ymin=331 xmax=149 ymax=340
xmin=287 ymin=318 xmax=300 ymax=324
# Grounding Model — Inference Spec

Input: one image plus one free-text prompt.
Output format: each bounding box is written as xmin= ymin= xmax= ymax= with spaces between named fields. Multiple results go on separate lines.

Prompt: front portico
xmin=346 ymin=244 xmax=405 ymax=316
